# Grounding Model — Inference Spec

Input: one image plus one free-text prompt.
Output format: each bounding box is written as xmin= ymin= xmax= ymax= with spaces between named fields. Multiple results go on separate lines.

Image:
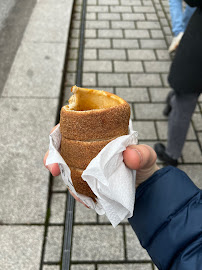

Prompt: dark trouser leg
xmin=166 ymin=92 xmax=199 ymax=159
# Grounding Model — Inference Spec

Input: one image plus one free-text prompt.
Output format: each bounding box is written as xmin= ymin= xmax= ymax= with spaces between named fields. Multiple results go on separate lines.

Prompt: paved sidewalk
xmin=0 ymin=0 xmax=201 ymax=270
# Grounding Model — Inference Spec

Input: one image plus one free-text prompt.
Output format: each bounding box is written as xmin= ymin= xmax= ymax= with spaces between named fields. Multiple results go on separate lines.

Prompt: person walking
xmin=168 ymin=0 xmax=196 ymax=53
xmin=154 ymin=1 xmax=202 ymax=166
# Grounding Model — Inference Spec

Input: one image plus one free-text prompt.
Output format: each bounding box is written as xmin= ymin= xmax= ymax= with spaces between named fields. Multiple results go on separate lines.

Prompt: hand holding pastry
xmin=44 ymin=133 xmax=159 ymax=206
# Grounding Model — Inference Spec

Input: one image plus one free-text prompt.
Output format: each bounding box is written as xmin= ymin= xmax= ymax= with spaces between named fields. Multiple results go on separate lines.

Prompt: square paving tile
xmin=74 ymin=201 xmax=97 ymax=223
xmin=156 ymin=121 xmax=196 ymax=140
xmin=125 ymin=225 xmax=151 ymax=260
xmin=135 ymin=104 xmax=166 ymax=120
xmin=178 ymin=165 xmax=202 ymax=189
xmin=49 ymin=194 xmax=66 ymax=224
xmin=43 ymin=266 xmax=60 ymax=270
xmin=72 ymin=225 xmax=124 ymax=261
xmin=98 ymin=264 xmax=153 ymax=270
xmin=116 ymin=87 xmax=149 ymax=102
xmin=44 ymin=226 xmax=63 ymax=262
xmin=182 ymin=142 xmax=202 ymax=163
xmin=130 ymin=74 xmax=162 ymax=87
xmin=192 ymin=113 xmax=202 ymax=131
xmin=71 ymin=265 xmax=95 ymax=270
xmin=0 ymin=98 xmax=58 ymax=223
xmin=132 ymin=121 xmax=157 ymax=140
xmin=0 ymin=226 xmax=44 ymax=270
xmin=52 ymin=176 xmax=68 ymax=191
xmin=149 ymin=87 xmax=171 ymax=102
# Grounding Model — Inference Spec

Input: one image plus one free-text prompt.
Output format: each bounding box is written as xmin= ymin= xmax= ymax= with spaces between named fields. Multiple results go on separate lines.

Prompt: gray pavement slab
xmin=71 ymin=265 xmax=95 ymax=270
xmin=125 ymin=226 xmax=151 ymax=260
xmin=98 ymin=264 xmax=153 ymax=270
xmin=114 ymin=61 xmax=143 ymax=73
xmin=83 ymin=60 xmax=113 ymax=72
xmin=98 ymin=73 xmax=129 ymax=87
xmin=192 ymin=113 xmax=202 ymax=131
xmin=74 ymin=201 xmax=97 ymax=224
xmin=128 ymin=49 xmax=156 ymax=60
xmin=149 ymin=87 xmax=171 ymax=102
xmin=144 ymin=61 xmax=170 ymax=73
xmin=0 ymin=98 xmax=58 ymax=223
xmin=178 ymin=165 xmax=202 ymax=189
xmin=72 ymin=225 xmax=124 ymax=261
xmin=99 ymin=49 xmax=126 ymax=60
xmin=52 ymin=175 xmax=68 ymax=192
xmin=49 ymin=193 xmax=66 ymax=224
xmin=43 ymin=266 xmax=60 ymax=270
xmin=83 ymin=73 xmax=97 ymax=87
xmin=113 ymin=39 xmax=139 ymax=49
xmin=132 ymin=121 xmax=157 ymax=140
xmin=140 ymin=39 xmax=167 ymax=49
xmin=0 ymin=0 xmax=37 ymax=95
xmin=23 ymin=2 xmax=72 ymax=43
xmin=130 ymin=74 xmax=162 ymax=87
xmin=0 ymin=226 xmax=44 ymax=270
xmin=2 ymin=42 xmax=66 ymax=97
xmin=84 ymin=49 xmax=97 ymax=59
xmin=156 ymin=121 xmax=196 ymax=140
xmin=182 ymin=142 xmax=202 ymax=163
xmin=116 ymin=87 xmax=149 ymax=102
xmin=135 ymin=103 xmax=167 ymax=120
xmin=44 ymin=226 xmax=63 ymax=262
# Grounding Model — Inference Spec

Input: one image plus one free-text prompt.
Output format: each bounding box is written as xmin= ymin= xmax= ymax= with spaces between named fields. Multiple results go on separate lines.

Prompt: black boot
xmin=154 ymin=143 xmax=178 ymax=166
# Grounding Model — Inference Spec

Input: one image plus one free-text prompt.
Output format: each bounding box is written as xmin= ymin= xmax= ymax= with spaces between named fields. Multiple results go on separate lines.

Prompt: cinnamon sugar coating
xmin=60 ymin=102 xmax=130 ymax=141
xmin=60 ymin=87 xmax=130 ymax=200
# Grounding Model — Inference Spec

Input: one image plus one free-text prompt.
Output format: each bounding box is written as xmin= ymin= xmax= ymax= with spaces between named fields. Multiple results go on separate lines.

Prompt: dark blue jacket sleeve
xmin=128 ymin=166 xmax=202 ymax=270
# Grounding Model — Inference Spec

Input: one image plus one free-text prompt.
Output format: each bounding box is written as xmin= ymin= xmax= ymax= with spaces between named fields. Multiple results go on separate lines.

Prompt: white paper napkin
xmin=46 ymin=122 xmax=138 ymax=227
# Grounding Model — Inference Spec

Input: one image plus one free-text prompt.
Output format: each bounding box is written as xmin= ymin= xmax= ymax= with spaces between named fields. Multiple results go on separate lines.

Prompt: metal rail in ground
xmin=62 ymin=0 xmax=87 ymax=269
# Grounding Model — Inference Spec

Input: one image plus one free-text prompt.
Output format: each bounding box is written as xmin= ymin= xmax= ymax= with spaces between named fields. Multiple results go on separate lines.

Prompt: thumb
xmin=123 ymin=144 xmax=159 ymax=186
xmin=123 ymin=144 xmax=156 ymax=170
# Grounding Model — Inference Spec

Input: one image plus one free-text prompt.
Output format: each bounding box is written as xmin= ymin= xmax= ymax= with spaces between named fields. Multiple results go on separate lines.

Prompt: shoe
xmin=163 ymin=90 xmax=175 ymax=117
xmin=168 ymin=32 xmax=184 ymax=53
xmin=154 ymin=143 xmax=178 ymax=166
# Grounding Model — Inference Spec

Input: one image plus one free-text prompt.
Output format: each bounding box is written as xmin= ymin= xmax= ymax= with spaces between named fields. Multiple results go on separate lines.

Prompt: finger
xmin=123 ymin=144 xmax=157 ymax=170
xmin=50 ymin=163 xmax=60 ymax=176
xmin=43 ymin=150 xmax=49 ymax=167
xmin=43 ymin=150 xmax=60 ymax=176
xmin=50 ymin=123 xmax=59 ymax=134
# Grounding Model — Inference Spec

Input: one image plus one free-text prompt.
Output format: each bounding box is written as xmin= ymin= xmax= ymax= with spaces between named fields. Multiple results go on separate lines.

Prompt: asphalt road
xmin=0 ymin=0 xmax=36 ymax=95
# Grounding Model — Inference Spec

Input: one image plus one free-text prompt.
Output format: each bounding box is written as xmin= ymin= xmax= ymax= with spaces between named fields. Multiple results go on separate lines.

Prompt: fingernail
xmin=129 ymin=147 xmax=143 ymax=166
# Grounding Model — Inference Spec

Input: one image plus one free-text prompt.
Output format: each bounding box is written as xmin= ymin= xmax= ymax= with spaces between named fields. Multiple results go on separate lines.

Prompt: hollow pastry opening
xmin=66 ymin=85 xmax=125 ymax=111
